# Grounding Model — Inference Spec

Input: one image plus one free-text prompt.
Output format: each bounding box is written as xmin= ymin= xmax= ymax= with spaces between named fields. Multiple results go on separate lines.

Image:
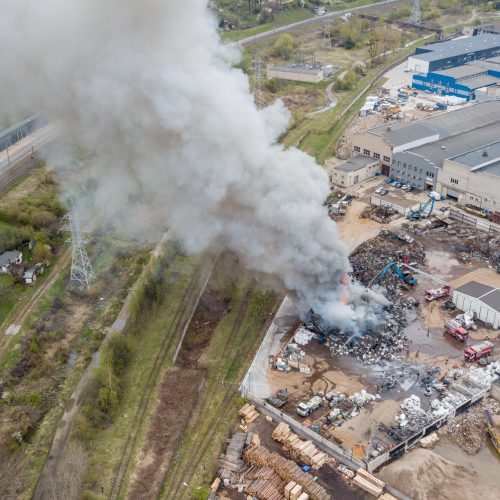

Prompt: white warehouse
xmin=453 ymin=280 xmax=500 ymax=328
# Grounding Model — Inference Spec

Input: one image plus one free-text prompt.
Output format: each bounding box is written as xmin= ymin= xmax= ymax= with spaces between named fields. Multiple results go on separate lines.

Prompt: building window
xmin=363 ymin=149 xmax=370 ymax=156
xmin=414 ymin=166 xmax=418 ymax=172
xmin=384 ymin=156 xmax=391 ymax=163
xmin=450 ymin=178 xmax=459 ymax=185
xmin=354 ymin=146 xmax=360 ymax=153
xmin=420 ymin=168 xmax=423 ymax=174
xmin=403 ymin=163 xmax=406 ymax=168
xmin=373 ymin=152 xmax=380 ymax=159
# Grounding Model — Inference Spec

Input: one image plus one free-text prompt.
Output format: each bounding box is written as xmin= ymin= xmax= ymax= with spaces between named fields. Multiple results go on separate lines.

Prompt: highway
xmin=231 ymin=0 xmax=402 ymax=47
xmin=0 ymin=124 xmax=60 ymax=193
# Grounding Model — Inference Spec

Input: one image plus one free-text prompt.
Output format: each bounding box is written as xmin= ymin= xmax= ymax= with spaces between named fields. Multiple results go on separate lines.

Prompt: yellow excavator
xmin=484 ymin=410 xmax=500 ymax=455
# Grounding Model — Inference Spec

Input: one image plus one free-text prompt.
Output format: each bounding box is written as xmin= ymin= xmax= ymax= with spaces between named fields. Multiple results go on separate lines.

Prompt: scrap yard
xmin=224 ymin=203 xmax=500 ymax=499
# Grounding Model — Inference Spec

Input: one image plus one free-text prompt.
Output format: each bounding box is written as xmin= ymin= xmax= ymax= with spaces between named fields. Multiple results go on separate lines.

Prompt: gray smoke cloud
xmin=0 ymin=0 xmax=385 ymax=331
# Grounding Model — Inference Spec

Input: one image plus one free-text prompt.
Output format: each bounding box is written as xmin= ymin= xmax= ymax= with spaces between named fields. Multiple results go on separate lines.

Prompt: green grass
xmin=77 ymin=251 xmax=199 ymax=496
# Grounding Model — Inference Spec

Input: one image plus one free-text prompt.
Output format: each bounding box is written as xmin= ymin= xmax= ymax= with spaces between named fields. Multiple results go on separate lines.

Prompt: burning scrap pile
xmin=362 ymin=205 xmax=397 ymax=223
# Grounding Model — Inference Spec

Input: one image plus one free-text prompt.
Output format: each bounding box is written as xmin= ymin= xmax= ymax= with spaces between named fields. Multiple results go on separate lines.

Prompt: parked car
xmin=394 ymin=182 xmax=402 ymax=188
xmin=385 ymin=177 xmax=394 ymax=184
xmin=380 ymin=188 xmax=388 ymax=195
xmin=375 ymin=187 xmax=384 ymax=194
xmin=404 ymin=186 xmax=413 ymax=192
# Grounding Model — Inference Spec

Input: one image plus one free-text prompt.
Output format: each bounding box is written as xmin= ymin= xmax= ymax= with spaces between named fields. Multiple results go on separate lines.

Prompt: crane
xmin=406 ymin=194 xmax=437 ymax=220
xmin=368 ymin=260 xmax=418 ymax=287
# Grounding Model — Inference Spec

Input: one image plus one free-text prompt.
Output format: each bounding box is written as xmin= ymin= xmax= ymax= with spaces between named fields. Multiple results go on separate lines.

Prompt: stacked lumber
xmin=272 ymin=423 xmax=327 ymax=470
xmin=245 ymin=466 xmax=285 ymax=500
xmin=243 ymin=443 xmax=330 ymax=500
xmin=219 ymin=432 xmax=246 ymax=473
xmin=239 ymin=403 xmax=260 ymax=424
xmin=353 ymin=468 xmax=385 ymax=497
xmin=285 ymin=481 xmax=310 ymax=500
xmin=379 ymin=493 xmax=398 ymax=500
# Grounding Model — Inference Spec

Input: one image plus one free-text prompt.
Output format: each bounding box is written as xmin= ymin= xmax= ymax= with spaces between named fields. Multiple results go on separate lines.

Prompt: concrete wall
xmin=332 ymin=163 xmax=380 ymax=187
xmin=391 ymin=151 xmax=438 ymax=189
xmin=351 ymin=133 xmax=393 ymax=172
xmin=266 ymin=68 xmax=323 ymax=83
xmin=436 ymin=159 xmax=500 ymax=210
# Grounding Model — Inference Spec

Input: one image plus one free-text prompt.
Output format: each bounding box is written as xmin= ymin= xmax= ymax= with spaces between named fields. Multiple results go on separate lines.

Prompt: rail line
xmin=107 ymin=253 xmax=216 ymax=500
xmin=159 ymin=284 xmax=277 ymax=499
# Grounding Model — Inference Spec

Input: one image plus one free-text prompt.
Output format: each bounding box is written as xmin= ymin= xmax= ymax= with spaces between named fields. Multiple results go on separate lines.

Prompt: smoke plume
xmin=0 ymin=0 xmax=384 ymax=331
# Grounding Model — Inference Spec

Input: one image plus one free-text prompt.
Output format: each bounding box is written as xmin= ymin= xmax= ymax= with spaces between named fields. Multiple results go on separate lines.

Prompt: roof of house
xmin=335 ymin=154 xmax=379 ymax=173
xmin=412 ymin=34 xmax=500 ymax=63
xmin=0 ymin=251 xmax=22 ymax=267
xmin=481 ymin=289 xmax=500 ymax=313
xmin=365 ymin=100 xmax=500 ymax=147
xmin=454 ymin=280 xmax=495 ymax=298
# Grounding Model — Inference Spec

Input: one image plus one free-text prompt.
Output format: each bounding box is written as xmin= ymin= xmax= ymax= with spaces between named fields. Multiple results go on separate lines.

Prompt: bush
xmin=334 ymin=70 xmax=357 ymax=91
xmin=264 ymin=78 xmax=279 ymax=93
xmin=272 ymin=34 xmax=294 ymax=59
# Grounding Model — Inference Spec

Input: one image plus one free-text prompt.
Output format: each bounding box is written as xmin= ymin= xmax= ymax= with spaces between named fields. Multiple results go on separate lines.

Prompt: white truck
xmin=296 ymin=395 xmax=323 ymax=417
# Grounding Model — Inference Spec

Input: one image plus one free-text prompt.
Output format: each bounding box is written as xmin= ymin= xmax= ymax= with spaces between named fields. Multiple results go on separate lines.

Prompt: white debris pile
xmin=349 ymin=390 xmax=380 ymax=407
xmin=400 ymin=395 xmax=423 ymax=413
xmin=294 ymin=326 xmax=316 ymax=346
xmin=325 ymin=391 xmax=345 ymax=406
xmin=430 ymin=393 xmax=467 ymax=419
xmin=466 ymin=362 xmax=500 ymax=389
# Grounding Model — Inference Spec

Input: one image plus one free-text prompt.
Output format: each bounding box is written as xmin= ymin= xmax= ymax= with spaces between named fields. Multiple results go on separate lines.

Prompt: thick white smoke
xmin=0 ymin=0 xmax=384 ymax=331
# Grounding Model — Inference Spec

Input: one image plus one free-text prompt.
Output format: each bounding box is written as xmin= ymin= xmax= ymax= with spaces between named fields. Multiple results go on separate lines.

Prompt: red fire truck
xmin=444 ymin=320 xmax=468 ymax=342
xmin=464 ymin=341 xmax=494 ymax=362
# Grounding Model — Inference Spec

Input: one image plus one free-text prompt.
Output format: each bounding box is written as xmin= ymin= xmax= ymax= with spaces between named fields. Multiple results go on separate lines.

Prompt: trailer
xmin=297 ymin=395 xmax=323 ymax=417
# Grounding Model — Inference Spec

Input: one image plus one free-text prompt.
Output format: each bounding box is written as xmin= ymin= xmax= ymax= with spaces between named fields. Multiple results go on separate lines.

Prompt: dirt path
xmin=1 ymin=247 xmax=71 ymax=349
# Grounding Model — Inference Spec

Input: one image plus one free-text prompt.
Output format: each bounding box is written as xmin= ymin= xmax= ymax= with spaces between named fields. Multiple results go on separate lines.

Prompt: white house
xmin=0 ymin=251 xmax=23 ymax=274
xmin=453 ymin=280 xmax=500 ymax=329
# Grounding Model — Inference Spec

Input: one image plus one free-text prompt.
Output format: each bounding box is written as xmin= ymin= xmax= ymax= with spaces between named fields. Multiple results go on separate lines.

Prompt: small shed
xmin=453 ymin=280 xmax=500 ymax=328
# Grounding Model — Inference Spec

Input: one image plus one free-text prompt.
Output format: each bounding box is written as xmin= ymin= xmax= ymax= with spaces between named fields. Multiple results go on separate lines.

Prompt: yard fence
xmin=448 ymin=209 xmax=500 ymax=235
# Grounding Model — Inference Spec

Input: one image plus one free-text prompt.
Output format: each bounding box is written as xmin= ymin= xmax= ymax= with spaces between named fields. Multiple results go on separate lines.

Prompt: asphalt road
xmin=231 ymin=0 xmax=402 ymax=47
xmin=0 ymin=124 xmax=59 ymax=193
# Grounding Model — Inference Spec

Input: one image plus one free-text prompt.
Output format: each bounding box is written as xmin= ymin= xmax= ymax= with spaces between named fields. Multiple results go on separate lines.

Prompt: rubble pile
xmin=423 ymin=224 xmax=500 ymax=265
xmin=349 ymin=231 xmax=425 ymax=293
xmin=464 ymin=360 xmax=500 ymax=389
xmin=361 ymin=205 xmax=398 ymax=223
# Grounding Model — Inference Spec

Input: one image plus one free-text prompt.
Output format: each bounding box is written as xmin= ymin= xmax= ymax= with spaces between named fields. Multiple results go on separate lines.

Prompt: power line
xmin=253 ymin=49 xmax=265 ymax=109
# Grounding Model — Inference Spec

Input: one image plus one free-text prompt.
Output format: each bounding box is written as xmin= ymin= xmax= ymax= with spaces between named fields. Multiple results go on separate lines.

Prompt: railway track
xmin=107 ymin=253 xmax=216 ymax=500
xmin=159 ymin=284 xmax=277 ymax=499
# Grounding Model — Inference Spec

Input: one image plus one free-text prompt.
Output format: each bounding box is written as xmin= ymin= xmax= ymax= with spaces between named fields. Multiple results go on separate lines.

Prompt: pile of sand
xmin=379 ymin=448 xmax=500 ymax=500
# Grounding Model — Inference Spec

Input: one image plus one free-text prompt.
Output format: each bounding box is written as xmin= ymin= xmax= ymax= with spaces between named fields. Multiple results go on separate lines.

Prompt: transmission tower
xmin=322 ymin=23 xmax=332 ymax=49
xmin=253 ymin=50 xmax=265 ymax=109
xmin=409 ymin=0 xmax=422 ymax=25
xmin=67 ymin=203 xmax=95 ymax=290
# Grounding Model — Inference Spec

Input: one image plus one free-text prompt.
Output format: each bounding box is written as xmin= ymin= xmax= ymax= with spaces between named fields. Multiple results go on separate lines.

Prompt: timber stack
xmin=272 ymin=422 xmax=328 ymax=470
xmin=239 ymin=403 xmax=260 ymax=424
xmin=243 ymin=443 xmax=331 ymax=500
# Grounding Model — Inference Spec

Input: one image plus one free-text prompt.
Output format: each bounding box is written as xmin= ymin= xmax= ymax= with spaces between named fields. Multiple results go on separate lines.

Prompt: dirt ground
xmin=379 ymin=446 xmax=500 ymax=500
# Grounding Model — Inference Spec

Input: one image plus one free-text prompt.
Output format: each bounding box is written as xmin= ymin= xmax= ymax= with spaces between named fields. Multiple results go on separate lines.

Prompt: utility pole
xmin=253 ymin=48 xmax=265 ymax=109
xmin=322 ymin=23 xmax=332 ymax=50
xmin=67 ymin=202 xmax=95 ymax=290
xmin=409 ymin=0 xmax=422 ymax=25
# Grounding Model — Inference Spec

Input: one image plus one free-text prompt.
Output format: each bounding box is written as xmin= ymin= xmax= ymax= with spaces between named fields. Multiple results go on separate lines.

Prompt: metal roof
xmin=435 ymin=65 xmax=486 ymax=79
xmin=461 ymin=74 xmax=500 ymax=89
xmin=335 ymin=154 xmax=378 ymax=173
xmin=402 ymin=122 xmax=500 ymax=168
xmin=413 ymin=34 xmax=500 ymax=63
xmin=455 ymin=280 xmax=495 ymax=298
xmin=368 ymin=100 xmax=500 ymax=148
xmin=0 ymin=251 xmax=22 ymax=267
xmin=451 ymin=140 xmax=500 ymax=168
xmin=481 ymin=289 xmax=500 ymax=313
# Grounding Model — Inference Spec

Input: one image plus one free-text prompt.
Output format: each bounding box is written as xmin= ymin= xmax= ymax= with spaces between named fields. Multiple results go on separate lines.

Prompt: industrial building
xmin=351 ymin=100 xmax=500 ymax=182
xmin=436 ymin=141 xmax=500 ymax=209
xmin=266 ymin=64 xmax=325 ymax=83
xmin=453 ymin=281 xmax=500 ymax=329
xmin=407 ymin=34 xmax=500 ymax=73
xmin=330 ymin=155 xmax=380 ymax=187
xmin=412 ymin=57 xmax=500 ymax=100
